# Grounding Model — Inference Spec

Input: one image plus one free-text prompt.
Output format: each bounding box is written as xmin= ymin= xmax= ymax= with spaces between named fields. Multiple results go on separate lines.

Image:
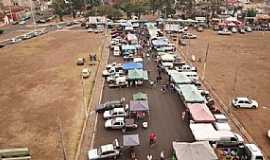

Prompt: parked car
xmin=88 ymin=139 xmax=120 ymax=160
xmin=11 ymin=37 xmax=22 ymax=43
xmin=176 ymin=64 xmax=197 ymax=72
xmin=19 ymin=21 xmax=26 ymax=25
xmin=231 ymin=27 xmax=238 ymax=33
xmin=103 ymin=107 xmax=127 ymax=119
xmin=178 ymin=38 xmax=187 ymax=46
xmin=22 ymin=33 xmax=33 ymax=40
xmin=181 ymin=32 xmax=197 ymax=39
xmin=81 ymin=68 xmax=90 ymax=78
xmin=218 ymin=29 xmax=232 ymax=35
xmin=197 ymin=26 xmax=203 ymax=32
xmin=105 ymin=117 xmax=138 ymax=129
xmin=108 ymin=76 xmax=128 ymax=88
xmin=216 ymin=132 xmax=244 ymax=147
xmin=76 ymin=58 xmax=85 ymax=65
xmin=96 ymin=100 xmax=124 ymax=112
xmin=232 ymin=97 xmax=258 ymax=109
xmin=106 ymin=74 xmax=126 ymax=83
xmin=245 ymin=26 xmax=252 ymax=32
xmin=213 ymin=114 xmax=231 ymax=131
xmin=102 ymin=67 xmax=124 ymax=77
xmin=113 ymin=46 xmax=121 ymax=56
xmin=239 ymin=28 xmax=246 ymax=34
xmin=244 ymin=144 xmax=264 ymax=160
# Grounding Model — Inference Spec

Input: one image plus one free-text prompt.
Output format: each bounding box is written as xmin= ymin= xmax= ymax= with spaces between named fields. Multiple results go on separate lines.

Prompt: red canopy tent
xmin=187 ymin=103 xmax=215 ymax=123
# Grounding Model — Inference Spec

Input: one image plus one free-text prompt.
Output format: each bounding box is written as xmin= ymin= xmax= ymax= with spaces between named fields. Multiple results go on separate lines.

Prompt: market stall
xmin=172 ymin=141 xmax=218 ymax=160
xmin=177 ymin=84 xmax=205 ymax=103
xmin=133 ymin=92 xmax=148 ymax=101
xmin=187 ymin=103 xmax=215 ymax=123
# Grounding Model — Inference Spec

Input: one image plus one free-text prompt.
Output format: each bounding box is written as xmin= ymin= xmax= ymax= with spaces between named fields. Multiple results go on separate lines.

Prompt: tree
xmin=246 ymin=8 xmax=256 ymax=17
xmin=52 ymin=0 xmax=66 ymax=21
xmin=107 ymin=8 xmax=123 ymax=20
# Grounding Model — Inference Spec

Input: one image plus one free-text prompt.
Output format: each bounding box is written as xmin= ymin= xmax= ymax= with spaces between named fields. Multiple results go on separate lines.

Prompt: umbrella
xmin=123 ymin=134 xmax=140 ymax=147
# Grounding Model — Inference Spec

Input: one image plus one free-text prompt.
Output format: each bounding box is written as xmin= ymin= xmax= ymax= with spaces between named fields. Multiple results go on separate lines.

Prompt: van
xmin=245 ymin=144 xmax=264 ymax=160
xmin=113 ymin=46 xmax=121 ymax=56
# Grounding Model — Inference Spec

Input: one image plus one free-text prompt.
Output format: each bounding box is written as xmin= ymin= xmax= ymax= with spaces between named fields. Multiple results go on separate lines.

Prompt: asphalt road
xmin=93 ymin=42 xmax=194 ymax=159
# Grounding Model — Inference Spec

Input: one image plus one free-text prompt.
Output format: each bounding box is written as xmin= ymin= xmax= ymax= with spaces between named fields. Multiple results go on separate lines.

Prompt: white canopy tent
xmin=190 ymin=123 xmax=237 ymax=141
xmin=172 ymin=141 xmax=218 ymax=160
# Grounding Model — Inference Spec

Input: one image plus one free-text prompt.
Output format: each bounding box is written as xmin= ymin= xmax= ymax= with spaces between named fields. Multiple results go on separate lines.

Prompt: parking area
xmin=94 ymin=52 xmax=194 ymax=160
xmin=179 ymin=30 xmax=270 ymax=158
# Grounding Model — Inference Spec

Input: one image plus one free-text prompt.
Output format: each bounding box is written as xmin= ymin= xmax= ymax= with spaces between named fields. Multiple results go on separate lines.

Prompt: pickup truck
xmin=105 ymin=117 xmax=138 ymax=130
xmin=102 ymin=67 xmax=124 ymax=77
xmin=88 ymin=139 xmax=120 ymax=160
xmin=96 ymin=100 xmax=124 ymax=113
xmin=108 ymin=77 xmax=128 ymax=88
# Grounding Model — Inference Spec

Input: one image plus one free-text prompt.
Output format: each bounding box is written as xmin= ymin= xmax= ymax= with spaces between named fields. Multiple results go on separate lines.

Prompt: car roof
xmin=245 ymin=144 xmax=263 ymax=155
xmin=113 ymin=108 xmax=124 ymax=112
xmin=236 ymin=97 xmax=249 ymax=101
xmin=214 ymin=114 xmax=227 ymax=120
xmin=115 ymin=117 xmax=124 ymax=121
xmin=100 ymin=144 xmax=114 ymax=153
xmin=105 ymin=100 xmax=121 ymax=105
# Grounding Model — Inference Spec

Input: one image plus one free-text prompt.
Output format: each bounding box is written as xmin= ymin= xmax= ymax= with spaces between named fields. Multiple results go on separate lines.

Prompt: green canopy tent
xmin=128 ymin=69 xmax=148 ymax=81
xmin=177 ymin=84 xmax=205 ymax=103
xmin=133 ymin=92 xmax=148 ymax=101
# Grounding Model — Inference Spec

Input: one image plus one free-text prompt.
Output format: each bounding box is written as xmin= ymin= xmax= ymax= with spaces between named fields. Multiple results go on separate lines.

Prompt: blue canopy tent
xmin=122 ymin=62 xmax=143 ymax=71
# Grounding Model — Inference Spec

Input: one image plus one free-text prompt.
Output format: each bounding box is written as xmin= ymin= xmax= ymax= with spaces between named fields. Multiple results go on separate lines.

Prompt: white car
xmin=176 ymin=64 xmax=197 ymax=72
xmin=181 ymin=32 xmax=197 ymax=39
xmin=102 ymin=67 xmax=124 ymax=77
xmin=218 ymin=29 xmax=232 ymax=35
xmin=88 ymin=139 xmax=120 ymax=160
xmin=81 ymin=68 xmax=90 ymax=78
xmin=105 ymin=117 xmax=137 ymax=129
xmin=113 ymin=46 xmax=121 ymax=56
xmin=103 ymin=108 xmax=127 ymax=119
xmin=105 ymin=117 xmax=125 ymax=129
xmin=213 ymin=114 xmax=231 ymax=131
xmin=232 ymin=97 xmax=258 ymax=109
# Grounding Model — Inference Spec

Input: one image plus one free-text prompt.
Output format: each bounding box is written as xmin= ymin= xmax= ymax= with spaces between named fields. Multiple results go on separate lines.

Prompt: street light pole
xmin=29 ymin=0 xmax=37 ymax=30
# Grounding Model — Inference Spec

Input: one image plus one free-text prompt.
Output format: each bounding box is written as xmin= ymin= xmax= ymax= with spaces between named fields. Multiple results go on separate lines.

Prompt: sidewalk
xmin=75 ymin=32 xmax=110 ymax=160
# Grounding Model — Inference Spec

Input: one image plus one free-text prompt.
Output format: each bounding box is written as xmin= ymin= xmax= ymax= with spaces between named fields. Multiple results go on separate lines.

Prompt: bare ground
xmin=181 ymin=30 xmax=270 ymax=159
xmin=0 ymin=31 xmax=104 ymax=159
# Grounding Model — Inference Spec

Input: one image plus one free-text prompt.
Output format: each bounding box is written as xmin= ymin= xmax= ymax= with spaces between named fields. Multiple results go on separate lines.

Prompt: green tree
xmin=52 ymin=0 xmax=66 ymax=21
xmin=246 ymin=8 xmax=256 ymax=17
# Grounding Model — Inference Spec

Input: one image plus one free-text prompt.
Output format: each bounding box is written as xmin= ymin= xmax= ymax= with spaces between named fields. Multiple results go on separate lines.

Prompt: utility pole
xmin=57 ymin=117 xmax=68 ymax=160
xmin=202 ymin=43 xmax=209 ymax=81
xmin=8 ymin=0 xmax=14 ymax=22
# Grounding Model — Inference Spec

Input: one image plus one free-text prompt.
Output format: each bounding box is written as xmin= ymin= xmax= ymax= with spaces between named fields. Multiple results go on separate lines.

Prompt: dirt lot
xmin=0 ymin=30 xmax=104 ymax=159
xmin=182 ymin=31 xmax=270 ymax=158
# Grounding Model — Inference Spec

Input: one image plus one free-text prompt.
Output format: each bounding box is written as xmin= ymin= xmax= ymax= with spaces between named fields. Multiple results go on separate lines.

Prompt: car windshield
xmin=255 ymin=156 xmax=263 ymax=160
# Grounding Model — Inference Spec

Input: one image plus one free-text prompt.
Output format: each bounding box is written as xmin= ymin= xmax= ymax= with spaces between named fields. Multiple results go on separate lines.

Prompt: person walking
xmin=160 ymin=150 xmax=165 ymax=160
xmin=149 ymin=132 xmax=157 ymax=146
xmin=147 ymin=153 xmax=153 ymax=160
